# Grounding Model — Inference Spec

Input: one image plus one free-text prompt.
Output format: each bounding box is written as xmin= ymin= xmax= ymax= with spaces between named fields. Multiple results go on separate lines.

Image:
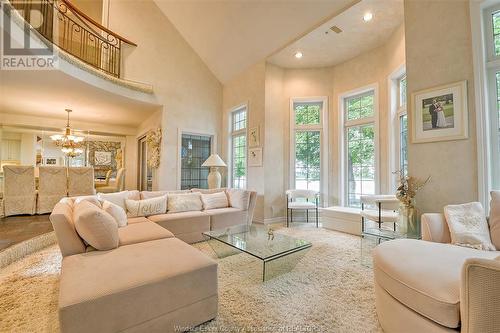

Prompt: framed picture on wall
xmin=95 ymin=151 xmax=112 ymax=166
xmin=45 ymin=157 xmax=57 ymax=165
xmin=248 ymin=126 xmax=260 ymax=147
xmin=411 ymin=80 xmax=468 ymax=143
xmin=248 ymin=147 xmax=263 ymax=167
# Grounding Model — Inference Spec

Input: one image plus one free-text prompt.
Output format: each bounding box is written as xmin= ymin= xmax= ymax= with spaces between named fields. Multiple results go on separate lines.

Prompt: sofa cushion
xmin=489 ymin=191 xmax=500 ymax=249
xmin=205 ymin=207 xmax=247 ymax=230
xmin=444 ymin=202 xmax=495 ymax=251
xmin=50 ymin=202 xmax=86 ymax=257
xmin=191 ymin=188 xmax=227 ymax=194
xmin=167 ymin=193 xmax=203 ymax=213
xmin=127 ymin=216 xmax=150 ymax=224
xmin=102 ymin=200 xmax=127 ymax=227
xmin=73 ymin=201 xmax=119 ymax=251
xmin=97 ymin=190 xmax=140 ymax=210
xmin=118 ymin=221 xmax=174 ymax=246
xmin=227 ymin=188 xmax=251 ymax=210
xmin=201 ymin=192 xmax=229 ymax=210
xmin=58 ymin=238 xmax=217 ymax=333
xmin=147 ymin=211 xmax=210 ymax=235
xmin=373 ymin=239 xmax=499 ymax=328
xmin=126 ymin=195 xmax=167 ymax=217
xmin=140 ymin=190 xmax=168 ymax=200
xmin=73 ymin=195 xmax=101 ymax=208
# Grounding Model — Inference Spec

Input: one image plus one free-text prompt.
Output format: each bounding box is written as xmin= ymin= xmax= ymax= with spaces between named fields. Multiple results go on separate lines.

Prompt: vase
xmin=397 ymin=204 xmax=418 ymax=238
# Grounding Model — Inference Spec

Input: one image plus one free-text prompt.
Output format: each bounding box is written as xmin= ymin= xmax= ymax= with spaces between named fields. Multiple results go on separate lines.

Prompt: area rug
xmin=0 ymin=226 xmax=380 ymax=333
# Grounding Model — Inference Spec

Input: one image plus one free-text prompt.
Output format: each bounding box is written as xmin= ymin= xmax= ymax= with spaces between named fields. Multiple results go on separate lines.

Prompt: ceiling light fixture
xmin=363 ymin=12 xmax=373 ymax=22
xmin=295 ymin=51 xmax=303 ymax=59
xmin=50 ymin=109 xmax=85 ymax=158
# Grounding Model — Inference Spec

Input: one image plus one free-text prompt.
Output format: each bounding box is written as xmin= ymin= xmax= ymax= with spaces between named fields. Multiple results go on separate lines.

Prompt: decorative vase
xmin=397 ymin=203 xmax=418 ymax=237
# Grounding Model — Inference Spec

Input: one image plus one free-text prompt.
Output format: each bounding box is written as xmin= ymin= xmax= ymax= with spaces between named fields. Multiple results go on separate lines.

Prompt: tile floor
xmin=0 ymin=215 xmax=53 ymax=251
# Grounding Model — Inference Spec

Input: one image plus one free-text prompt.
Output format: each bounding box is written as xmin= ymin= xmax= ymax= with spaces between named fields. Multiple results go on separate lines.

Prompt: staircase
xmin=6 ymin=0 xmax=136 ymax=78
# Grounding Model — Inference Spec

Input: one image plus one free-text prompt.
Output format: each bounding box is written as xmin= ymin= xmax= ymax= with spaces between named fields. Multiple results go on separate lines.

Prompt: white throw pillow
xmin=73 ymin=201 xmax=118 ymax=251
xmin=167 ymin=193 xmax=203 ymax=213
xmin=98 ymin=191 xmax=138 ymax=210
xmin=444 ymin=202 xmax=496 ymax=251
xmin=201 ymin=192 xmax=228 ymax=210
xmin=102 ymin=200 xmax=128 ymax=227
xmin=126 ymin=195 xmax=167 ymax=217
xmin=73 ymin=195 xmax=102 ymax=208
xmin=227 ymin=188 xmax=251 ymax=210
xmin=140 ymin=191 xmax=168 ymax=200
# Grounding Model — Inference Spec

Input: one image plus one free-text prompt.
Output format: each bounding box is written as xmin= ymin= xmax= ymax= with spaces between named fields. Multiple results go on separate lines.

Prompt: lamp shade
xmin=202 ymin=154 xmax=227 ymax=167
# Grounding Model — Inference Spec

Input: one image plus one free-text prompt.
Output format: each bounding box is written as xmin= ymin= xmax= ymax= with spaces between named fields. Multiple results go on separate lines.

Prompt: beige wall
xmin=108 ymin=0 xmax=222 ymax=191
xmin=405 ymin=0 xmax=477 ymax=213
xmin=71 ymin=0 xmax=103 ymax=23
xmin=222 ymin=62 xmax=266 ymax=221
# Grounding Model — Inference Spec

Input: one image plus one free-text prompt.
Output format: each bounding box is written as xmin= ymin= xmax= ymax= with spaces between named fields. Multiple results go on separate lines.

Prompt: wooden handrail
xmin=61 ymin=0 xmax=137 ymax=46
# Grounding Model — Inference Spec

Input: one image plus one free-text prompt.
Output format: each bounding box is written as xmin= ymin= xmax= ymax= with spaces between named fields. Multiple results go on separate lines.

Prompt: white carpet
xmin=0 ymin=225 xmax=380 ymax=333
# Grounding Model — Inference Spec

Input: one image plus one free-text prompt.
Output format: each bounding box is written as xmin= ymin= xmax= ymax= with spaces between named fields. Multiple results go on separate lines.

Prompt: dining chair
xmin=37 ymin=166 xmax=68 ymax=214
xmin=68 ymin=167 xmax=96 ymax=197
xmin=95 ymin=170 xmax=113 ymax=189
xmin=285 ymin=189 xmax=320 ymax=228
xmin=3 ymin=165 xmax=36 ymax=216
xmin=97 ymin=168 xmax=125 ymax=193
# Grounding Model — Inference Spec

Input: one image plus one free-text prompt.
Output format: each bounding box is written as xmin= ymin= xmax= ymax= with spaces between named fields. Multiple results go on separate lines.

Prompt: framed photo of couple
xmin=411 ymin=80 xmax=468 ymax=143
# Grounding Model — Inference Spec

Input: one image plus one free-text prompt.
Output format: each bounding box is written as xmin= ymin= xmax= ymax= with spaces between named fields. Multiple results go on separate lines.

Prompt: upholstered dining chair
xmin=95 ymin=170 xmax=112 ymax=189
xmin=68 ymin=167 xmax=96 ymax=197
xmin=3 ymin=165 xmax=36 ymax=216
xmin=37 ymin=166 xmax=68 ymax=214
xmin=97 ymin=168 xmax=125 ymax=193
xmin=285 ymin=189 xmax=320 ymax=228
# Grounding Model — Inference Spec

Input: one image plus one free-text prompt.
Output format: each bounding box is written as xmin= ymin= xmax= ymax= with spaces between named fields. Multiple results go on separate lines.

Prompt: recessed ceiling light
xmin=363 ymin=12 xmax=373 ymax=22
xmin=295 ymin=51 xmax=303 ymax=59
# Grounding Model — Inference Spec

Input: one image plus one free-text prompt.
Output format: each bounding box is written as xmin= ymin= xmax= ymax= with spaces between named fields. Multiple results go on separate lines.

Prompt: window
xmin=180 ymin=134 xmax=211 ymax=189
xmin=230 ymin=106 xmax=247 ymax=189
xmin=343 ymin=90 xmax=377 ymax=208
xmin=290 ymin=99 xmax=327 ymax=194
xmin=398 ymin=75 xmax=408 ymax=176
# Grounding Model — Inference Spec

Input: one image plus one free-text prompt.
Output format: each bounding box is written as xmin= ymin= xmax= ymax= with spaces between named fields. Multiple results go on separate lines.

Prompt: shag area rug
xmin=0 ymin=226 xmax=380 ymax=333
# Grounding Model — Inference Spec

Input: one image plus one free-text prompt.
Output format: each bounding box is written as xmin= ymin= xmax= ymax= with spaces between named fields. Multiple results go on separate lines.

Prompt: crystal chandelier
xmin=50 ymin=109 xmax=85 ymax=158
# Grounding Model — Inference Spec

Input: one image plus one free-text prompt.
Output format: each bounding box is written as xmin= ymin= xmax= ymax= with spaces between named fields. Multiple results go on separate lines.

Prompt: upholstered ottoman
xmin=58 ymin=238 xmax=218 ymax=333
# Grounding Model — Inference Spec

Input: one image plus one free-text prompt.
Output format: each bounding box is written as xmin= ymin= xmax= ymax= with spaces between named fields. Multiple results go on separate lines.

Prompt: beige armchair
xmin=95 ymin=170 xmax=112 ymax=189
xmin=97 ymin=168 xmax=125 ymax=193
xmin=37 ymin=166 xmax=68 ymax=214
xmin=68 ymin=167 xmax=96 ymax=197
xmin=373 ymin=213 xmax=500 ymax=333
xmin=3 ymin=165 xmax=36 ymax=216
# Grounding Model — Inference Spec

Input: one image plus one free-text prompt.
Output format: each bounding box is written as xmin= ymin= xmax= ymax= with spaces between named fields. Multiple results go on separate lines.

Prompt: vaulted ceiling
xmin=154 ymin=0 xmax=359 ymax=83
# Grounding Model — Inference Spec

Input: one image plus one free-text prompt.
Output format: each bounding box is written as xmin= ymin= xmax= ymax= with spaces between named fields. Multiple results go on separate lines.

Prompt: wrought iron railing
xmin=9 ymin=0 xmax=136 ymax=77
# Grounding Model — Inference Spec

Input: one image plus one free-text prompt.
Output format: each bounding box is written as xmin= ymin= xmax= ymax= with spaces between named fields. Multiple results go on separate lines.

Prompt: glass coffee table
xmin=203 ymin=225 xmax=311 ymax=281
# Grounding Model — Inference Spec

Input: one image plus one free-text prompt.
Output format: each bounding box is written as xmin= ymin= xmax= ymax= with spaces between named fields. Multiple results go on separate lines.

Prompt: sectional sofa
xmin=50 ymin=188 xmax=257 ymax=333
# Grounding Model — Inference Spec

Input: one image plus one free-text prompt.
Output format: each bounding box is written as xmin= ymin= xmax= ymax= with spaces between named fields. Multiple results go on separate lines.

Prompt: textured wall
xmin=405 ymin=0 xmax=477 ymax=213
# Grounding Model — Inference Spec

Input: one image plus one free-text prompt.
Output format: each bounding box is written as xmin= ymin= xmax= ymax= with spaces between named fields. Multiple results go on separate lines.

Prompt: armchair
xmin=285 ymin=189 xmax=319 ymax=228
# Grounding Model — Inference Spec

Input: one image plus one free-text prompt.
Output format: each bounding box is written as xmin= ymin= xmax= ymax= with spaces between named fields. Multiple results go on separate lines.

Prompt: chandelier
xmin=50 ymin=109 xmax=85 ymax=158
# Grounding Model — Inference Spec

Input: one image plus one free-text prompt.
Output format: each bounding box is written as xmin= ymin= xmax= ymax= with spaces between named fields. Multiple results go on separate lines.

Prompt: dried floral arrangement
xmin=394 ymin=171 xmax=431 ymax=208
xmin=146 ymin=128 xmax=162 ymax=168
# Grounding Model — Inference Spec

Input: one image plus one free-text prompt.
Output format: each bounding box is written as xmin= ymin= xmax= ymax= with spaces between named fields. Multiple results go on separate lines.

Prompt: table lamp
xmin=202 ymin=154 xmax=227 ymax=189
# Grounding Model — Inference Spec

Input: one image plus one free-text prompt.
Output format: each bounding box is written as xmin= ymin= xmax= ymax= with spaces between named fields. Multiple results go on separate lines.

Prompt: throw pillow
xmin=167 ymin=193 xmax=203 ymax=213
xmin=126 ymin=195 xmax=167 ymax=217
xmin=444 ymin=202 xmax=496 ymax=251
xmin=489 ymin=191 xmax=500 ymax=249
xmin=191 ymin=188 xmax=227 ymax=194
xmin=227 ymin=188 xmax=251 ymax=210
xmin=98 ymin=191 xmax=138 ymax=210
xmin=102 ymin=200 xmax=128 ymax=227
xmin=201 ymin=192 xmax=228 ymax=210
xmin=73 ymin=195 xmax=102 ymax=208
xmin=73 ymin=201 xmax=118 ymax=251
xmin=140 ymin=191 xmax=168 ymax=200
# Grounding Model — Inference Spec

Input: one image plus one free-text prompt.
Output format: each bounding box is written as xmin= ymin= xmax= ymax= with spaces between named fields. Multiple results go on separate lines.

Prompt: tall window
xmin=484 ymin=5 xmax=500 ymax=189
xmin=180 ymin=134 xmax=211 ymax=189
xmin=398 ymin=75 xmax=408 ymax=176
xmin=291 ymin=100 xmax=325 ymax=192
xmin=230 ymin=106 xmax=247 ymax=189
xmin=344 ymin=90 xmax=376 ymax=207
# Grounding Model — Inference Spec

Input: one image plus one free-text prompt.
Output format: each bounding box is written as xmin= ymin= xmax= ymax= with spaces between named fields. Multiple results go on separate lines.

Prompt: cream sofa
xmin=373 ymin=213 xmax=500 ymax=333
xmin=50 ymin=188 xmax=257 ymax=333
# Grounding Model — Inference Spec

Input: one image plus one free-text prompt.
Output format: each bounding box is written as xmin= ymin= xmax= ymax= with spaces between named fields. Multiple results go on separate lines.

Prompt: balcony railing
xmin=9 ymin=0 xmax=136 ymax=77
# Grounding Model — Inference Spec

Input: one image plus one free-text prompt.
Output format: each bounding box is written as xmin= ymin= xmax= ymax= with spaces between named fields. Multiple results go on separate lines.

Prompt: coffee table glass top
xmin=202 ymin=225 xmax=311 ymax=261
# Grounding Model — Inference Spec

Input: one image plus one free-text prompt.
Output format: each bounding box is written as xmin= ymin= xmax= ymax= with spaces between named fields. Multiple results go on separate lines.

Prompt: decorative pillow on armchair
xmin=126 ymin=195 xmax=167 ymax=217
xmin=444 ymin=202 xmax=496 ymax=251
